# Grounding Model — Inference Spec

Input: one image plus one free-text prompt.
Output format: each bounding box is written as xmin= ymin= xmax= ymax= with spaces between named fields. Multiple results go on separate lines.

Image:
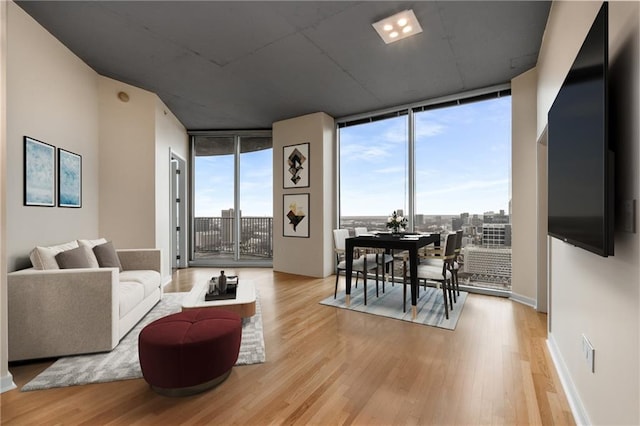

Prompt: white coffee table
xmin=182 ymin=279 xmax=256 ymax=318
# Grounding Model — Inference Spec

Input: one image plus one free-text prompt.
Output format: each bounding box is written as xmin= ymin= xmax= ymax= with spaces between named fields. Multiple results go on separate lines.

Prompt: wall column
xmin=1 ymin=0 xmax=17 ymax=393
xmin=273 ymin=112 xmax=335 ymax=278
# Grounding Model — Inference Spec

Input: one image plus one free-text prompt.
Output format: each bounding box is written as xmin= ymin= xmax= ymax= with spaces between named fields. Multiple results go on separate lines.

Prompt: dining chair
xmin=333 ymin=229 xmax=379 ymax=303
xmin=402 ymin=232 xmax=457 ymax=319
xmin=354 ymin=226 xmax=395 ymax=293
xmin=451 ymin=230 xmax=463 ymax=297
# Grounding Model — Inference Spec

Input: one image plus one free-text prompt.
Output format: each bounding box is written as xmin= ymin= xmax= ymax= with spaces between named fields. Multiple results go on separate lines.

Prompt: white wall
xmin=6 ymin=2 xmax=100 ymax=271
xmin=154 ymin=99 xmax=188 ymax=280
xmin=511 ymin=68 xmax=539 ymax=307
xmin=98 ymin=77 xmax=156 ymax=250
xmin=98 ymin=77 xmax=188 ymax=282
xmin=538 ymin=2 xmax=640 ymax=425
xmin=0 ymin=0 xmax=16 ymax=394
xmin=1 ymin=2 xmax=188 ymax=381
xmin=273 ymin=112 xmax=335 ymax=277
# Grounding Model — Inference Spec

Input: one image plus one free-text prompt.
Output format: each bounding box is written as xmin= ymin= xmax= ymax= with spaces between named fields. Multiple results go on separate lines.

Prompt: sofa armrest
xmin=7 ymin=268 xmax=119 ymax=361
xmin=117 ymin=249 xmax=161 ymax=273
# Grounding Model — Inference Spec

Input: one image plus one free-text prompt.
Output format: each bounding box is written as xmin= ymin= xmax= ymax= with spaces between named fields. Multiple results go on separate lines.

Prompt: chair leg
xmin=375 ymin=263 xmax=379 ymax=298
xmin=442 ymin=280 xmax=449 ymax=319
xmin=447 ymin=278 xmax=454 ymax=311
xmin=381 ymin=260 xmax=385 ymax=294
xmin=454 ymin=270 xmax=460 ymax=296
xmin=451 ymin=275 xmax=457 ymax=304
xmin=391 ymin=257 xmax=395 ymax=287
xmin=364 ymin=270 xmax=368 ymax=305
xmin=334 ymin=271 xmax=339 ymax=298
xmin=402 ymin=260 xmax=407 ymax=313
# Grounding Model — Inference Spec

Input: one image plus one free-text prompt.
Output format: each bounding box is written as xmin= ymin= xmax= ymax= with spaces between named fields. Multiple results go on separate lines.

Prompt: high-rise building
xmin=484 ymin=210 xmax=510 ymax=224
xmin=452 ymin=217 xmax=463 ymax=231
xmin=482 ymin=223 xmax=512 ymax=247
xmin=462 ymin=246 xmax=512 ymax=283
xmin=221 ymin=208 xmax=241 ymax=247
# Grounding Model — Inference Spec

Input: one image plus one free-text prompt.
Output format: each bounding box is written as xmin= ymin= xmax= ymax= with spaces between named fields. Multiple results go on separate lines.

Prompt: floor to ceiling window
xmin=339 ymin=112 xmax=408 ymax=231
xmin=191 ymin=131 xmax=273 ymax=266
xmin=338 ymin=89 xmax=512 ymax=292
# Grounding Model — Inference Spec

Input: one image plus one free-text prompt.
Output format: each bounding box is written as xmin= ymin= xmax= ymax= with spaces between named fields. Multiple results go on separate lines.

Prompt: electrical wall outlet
xmin=582 ymin=334 xmax=595 ymax=373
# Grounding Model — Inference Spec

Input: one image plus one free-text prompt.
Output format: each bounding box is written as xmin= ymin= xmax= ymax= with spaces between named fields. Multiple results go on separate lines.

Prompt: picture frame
xmin=283 ymin=142 xmax=309 ymax=188
xmin=283 ymin=193 xmax=309 ymax=238
xmin=58 ymin=148 xmax=82 ymax=208
xmin=24 ymin=136 xmax=56 ymax=207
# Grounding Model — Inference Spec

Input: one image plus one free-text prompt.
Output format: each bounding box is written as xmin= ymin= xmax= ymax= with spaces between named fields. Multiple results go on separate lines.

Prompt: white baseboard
xmin=547 ymin=333 xmax=590 ymax=426
xmin=509 ymin=291 xmax=536 ymax=308
xmin=162 ymin=275 xmax=172 ymax=288
xmin=0 ymin=372 xmax=16 ymax=393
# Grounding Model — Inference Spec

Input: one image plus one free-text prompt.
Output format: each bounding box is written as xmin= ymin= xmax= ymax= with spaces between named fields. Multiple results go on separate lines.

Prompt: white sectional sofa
xmin=7 ymin=239 xmax=163 ymax=361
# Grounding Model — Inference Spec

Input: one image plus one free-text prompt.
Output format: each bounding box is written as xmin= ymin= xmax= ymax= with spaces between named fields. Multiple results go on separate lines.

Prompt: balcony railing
xmin=194 ymin=216 xmax=273 ymax=259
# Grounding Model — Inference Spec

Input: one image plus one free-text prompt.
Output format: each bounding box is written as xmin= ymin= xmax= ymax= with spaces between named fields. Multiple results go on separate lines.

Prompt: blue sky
xmin=340 ymin=96 xmax=511 ymax=216
xmin=194 ymin=96 xmax=511 ymax=218
xmin=195 ymin=148 xmax=272 ymax=217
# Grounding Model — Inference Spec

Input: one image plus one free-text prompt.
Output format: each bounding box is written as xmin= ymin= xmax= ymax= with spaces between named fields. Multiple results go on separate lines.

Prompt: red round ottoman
xmin=138 ymin=308 xmax=242 ymax=396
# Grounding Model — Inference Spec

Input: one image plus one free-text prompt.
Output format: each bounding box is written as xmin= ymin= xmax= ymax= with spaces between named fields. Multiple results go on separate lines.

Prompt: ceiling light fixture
xmin=372 ymin=9 xmax=423 ymax=44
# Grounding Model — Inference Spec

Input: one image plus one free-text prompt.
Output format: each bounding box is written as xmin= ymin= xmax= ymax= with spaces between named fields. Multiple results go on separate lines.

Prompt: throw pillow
xmin=55 ymin=246 xmax=94 ymax=269
xmin=93 ymin=241 xmax=123 ymax=272
xmin=29 ymin=240 xmax=79 ymax=270
xmin=77 ymin=238 xmax=107 ymax=268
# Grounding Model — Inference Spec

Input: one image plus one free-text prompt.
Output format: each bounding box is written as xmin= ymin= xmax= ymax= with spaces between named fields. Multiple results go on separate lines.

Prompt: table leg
xmin=345 ymin=242 xmax=353 ymax=307
xmin=409 ymin=247 xmax=418 ymax=320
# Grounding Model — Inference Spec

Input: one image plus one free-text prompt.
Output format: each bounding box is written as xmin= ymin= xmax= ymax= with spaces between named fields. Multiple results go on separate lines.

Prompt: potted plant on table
xmin=386 ymin=211 xmax=408 ymax=235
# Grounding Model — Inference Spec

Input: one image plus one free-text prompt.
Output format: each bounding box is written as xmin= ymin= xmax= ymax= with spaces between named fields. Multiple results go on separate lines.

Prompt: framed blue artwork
xmin=24 ymin=136 xmax=56 ymax=207
xmin=58 ymin=148 xmax=82 ymax=208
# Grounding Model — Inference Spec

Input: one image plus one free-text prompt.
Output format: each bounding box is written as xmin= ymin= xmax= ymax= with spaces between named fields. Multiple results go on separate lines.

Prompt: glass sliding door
xmin=239 ymin=137 xmax=273 ymax=261
xmin=192 ymin=131 xmax=272 ymax=266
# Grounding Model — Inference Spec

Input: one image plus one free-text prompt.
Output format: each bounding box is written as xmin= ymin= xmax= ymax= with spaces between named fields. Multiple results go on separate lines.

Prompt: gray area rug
xmin=22 ymin=292 xmax=265 ymax=391
xmin=320 ymin=282 xmax=467 ymax=330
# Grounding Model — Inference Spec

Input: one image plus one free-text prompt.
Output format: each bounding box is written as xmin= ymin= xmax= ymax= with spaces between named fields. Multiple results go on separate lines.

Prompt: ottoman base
xmin=150 ymin=370 xmax=232 ymax=397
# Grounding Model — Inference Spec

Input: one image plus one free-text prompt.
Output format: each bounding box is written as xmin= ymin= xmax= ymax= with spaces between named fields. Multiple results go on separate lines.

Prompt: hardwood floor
xmin=1 ymin=268 xmax=575 ymax=425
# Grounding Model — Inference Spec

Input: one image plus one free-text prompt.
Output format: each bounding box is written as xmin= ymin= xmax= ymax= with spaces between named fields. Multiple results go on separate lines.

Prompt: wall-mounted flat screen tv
xmin=548 ymin=2 xmax=614 ymax=257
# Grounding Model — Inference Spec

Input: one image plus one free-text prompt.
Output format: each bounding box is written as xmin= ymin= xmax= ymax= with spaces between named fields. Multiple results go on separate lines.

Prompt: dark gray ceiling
xmin=16 ymin=1 xmax=550 ymax=130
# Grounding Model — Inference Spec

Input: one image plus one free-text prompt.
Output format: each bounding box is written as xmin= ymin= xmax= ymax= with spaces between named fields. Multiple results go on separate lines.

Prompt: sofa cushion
xmin=93 ymin=241 xmax=123 ymax=272
xmin=119 ymin=282 xmax=145 ymax=319
xmin=55 ymin=246 xmax=94 ymax=269
xmin=119 ymin=270 xmax=161 ymax=298
xmin=77 ymin=238 xmax=107 ymax=268
xmin=29 ymin=241 xmax=79 ymax=270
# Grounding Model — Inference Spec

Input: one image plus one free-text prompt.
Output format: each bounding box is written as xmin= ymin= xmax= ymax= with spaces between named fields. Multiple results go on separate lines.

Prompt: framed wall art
xmin=283 ymin=142 xmax=309 ymax=188
xmin=283 ymin=193 xmax=309 ymax=238
xmin=24 ymin=136 xmax=56 ymax=207
xmin=58 ymin=148 xmax=82 ymax=208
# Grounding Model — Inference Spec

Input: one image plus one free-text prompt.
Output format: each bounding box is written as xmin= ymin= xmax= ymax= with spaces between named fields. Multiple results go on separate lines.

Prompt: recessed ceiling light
xmin=372 ymin=10 xmax=423 ymax=44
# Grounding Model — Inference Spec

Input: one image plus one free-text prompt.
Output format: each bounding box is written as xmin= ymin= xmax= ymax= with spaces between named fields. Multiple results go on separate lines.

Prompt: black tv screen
xmin=548 ymin=3 xmax=613 ymax=257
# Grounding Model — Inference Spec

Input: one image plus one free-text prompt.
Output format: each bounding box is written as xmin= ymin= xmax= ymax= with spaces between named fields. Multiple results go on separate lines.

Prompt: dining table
xmin=344 ymin=232 xmax=440 ymax=319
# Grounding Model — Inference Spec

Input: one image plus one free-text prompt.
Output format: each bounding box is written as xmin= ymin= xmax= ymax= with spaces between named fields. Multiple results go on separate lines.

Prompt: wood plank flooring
xmin=1 ymin=268 xmax=575 ymax=425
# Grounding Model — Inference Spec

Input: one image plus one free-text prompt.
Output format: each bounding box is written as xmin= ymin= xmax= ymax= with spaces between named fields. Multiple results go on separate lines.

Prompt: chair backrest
xmin=354 ymin=227 xmax=368 ymax=236
xmin=454 ymin=230 xmax=463 ymax=254
xmin=333 ymin=229 xmax=350 ymax=251
xmin=443 ymin=233 xmax=457 ymax=261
